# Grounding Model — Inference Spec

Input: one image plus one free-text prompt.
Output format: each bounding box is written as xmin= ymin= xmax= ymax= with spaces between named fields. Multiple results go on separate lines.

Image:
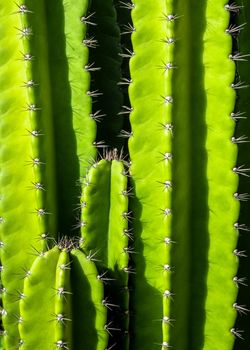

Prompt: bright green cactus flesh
xmin=1 ymin=0 xmax=250 ymax=350
xmin=19 ymin=243 xmax=107 ymax=349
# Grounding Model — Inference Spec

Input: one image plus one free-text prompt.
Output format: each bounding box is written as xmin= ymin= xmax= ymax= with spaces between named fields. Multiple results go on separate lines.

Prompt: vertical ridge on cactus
xmin=202 ymin=2 xmax=239 ymax=349
xmin=19 ymin=244 xmax=108 ymax=350
xmin=0 ymin=2 xmax=57 ymax=347
xmin=0 ymin=1 xmax=250 ymax=349
xmin=127 ymin=1 xmax=174 ymax=348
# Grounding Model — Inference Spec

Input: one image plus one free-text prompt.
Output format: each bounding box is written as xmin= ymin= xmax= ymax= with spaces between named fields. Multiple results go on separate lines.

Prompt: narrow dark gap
xmin=87 ymin=0 xmax=125 ymax=152
xmin=232 ymin=1 xmax=250 ymax=349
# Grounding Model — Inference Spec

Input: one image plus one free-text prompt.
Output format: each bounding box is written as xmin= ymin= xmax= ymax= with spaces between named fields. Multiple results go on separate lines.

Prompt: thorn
xmin=231 ymin=135 xmax=250 ymax=144
xmin=13 ymin=3 xmax=33 ymax=14
xmin=30 ymin=245 xmax=46 ymax=257
xmin=18 ymin=339 xmax=25 ymax=347
xmin=102 ymin=297 xmax=120 ymax=311
xmin=25 ymin=103 xmax=41 ymax=112
xmin=123 ymin=266 xmax=136 ymax=274
xmin=233 ymin=303 xmax=250 ymax=315
xmin=72 ymin=219 xmax=86 ymax=230
xmin=80 ymin=12 xmax=97 ymax=26
xmin=158 ymin=62 xmax=176 ymax=72
xmin=157 ymin=180 xmax=172 ymax=190
xmin=162 ymin=96 xmax=173 ymax=104
xmin=161 ymin=208 xmax=172 ymax=216
xmin=121 ymin=23 xmax=136 ymax=35
xmin=21 ymin=52 xmax=34 ymax=61
xmin=229 ymin=53 xmax=250 ymax=62
xmin=234 ymin=223 xmax=250 ymax=232
xmin=231 ymin=81 xmax=249 ymax=90
xmin=233 ymin=165 xmax=250 ymax=177
xmin=86 ymin=250 xmax=101 ymax=262
xmin=82 ymin=37 xmax=98 ymax=48
xmin=90 ymin=110 xmax=106 ymax=122
xmin=55 ymin=340 xmax=69 ymax=349
xmin=59 ymin=261 xmax=72 ymax=270
xmin=230 ymin=112 xmax=247 ymax=122
xmin=25 ymin=157 xmax=44 ymax=167
xmin=118 ymin=105 xmax=133 ymax=115
xmin=163 ymin=264 xmax=172 ymax=272
xmin=163 ymin=290 xmax=174 ymax=299
xmin=29 ymin=182 xmax=45 ymax=191
xmin=123 ymin=228 xmax=134 ymax=240
xmin=234 ymin=192 xmax=250 ymax=201
xmin=16 ymin=290 xmax=26 ymax=300
xmin=84 ymin=62 xmax=101 ymax=72
xmin=22 ymin=80 xmax=38 ymax=88
xmin=233 ymin=249 xmax=247 ymax=258
xmin=34 ymin=208 xmax=50 ymax=217
xmin=231 ymin=328 xmax=244 ymax=340
xmin=123 ymin=247 xmax=138 ymax=254
xmin=16 ymin=27 xmax=32 ymax=38
xmin=104 ymin=322 xmax=121 ymax=336
xmin=160 ymin=152 xmax=173 ymax=161
xmin=233 ymin=276 xmax=248 ymax=287
xmin=87 ymin=90 xmax=103 ymax=97
xmin=56 ymin=287 xmax=72 ymax=298
xmin=105 ymin=343 xmax=117 ymax=350
xmin=225 ymin=3 xmax=243 ymax=13
xmin=117 ymin=78 xmax=132 ymax=86
xmin=118 ymin=1 xmax=135 ymax=10
xmin=118 ymin=48 xmax=135 ymax=58
xmin=26 ymin=129 xmax=43 ymax=137
xmin=53 ymin=313 xmax=72 ymax=324
xmin=118 ymin=130 xmax=133 ymax=138
xmin=164 ymin=237 xmax=176 ymax=245
xmin=162 ymin=13 xmax=181 ymax=22
xmin=159 ymin=123 xmax=173 ymax=134
xmin=225 ymin=23 xmax=246 ymax=36
xmin=97 ymin=271 xmax=115 ymax=283
xmin=122 ymin=211 xmax=133 ymax=222
xmin=92 ymin=141 xmax=108 ymax=148
xmin=161 ymin=37 xmax=176 ymax=45
xmin=162 ymin=316 xmax=175 ymax=326
xmin=121 ymin=188 xmax=134 ymax=197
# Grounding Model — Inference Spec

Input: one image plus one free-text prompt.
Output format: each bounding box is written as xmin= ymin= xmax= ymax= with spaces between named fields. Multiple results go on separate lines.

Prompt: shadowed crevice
xmin=171 ymin=1 xmax=208 ymax=349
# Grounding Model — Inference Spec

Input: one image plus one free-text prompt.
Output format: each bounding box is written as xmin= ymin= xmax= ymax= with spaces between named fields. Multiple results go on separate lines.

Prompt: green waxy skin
xmin=0 ymin=2 xmax=55 ymax=347
xmin=171 ymin=1 xmax=238 ymax=349
xmin=19 ymin=247 xmax=61 ymax=349
xmin=62 ymin=0 xmax=96 ymax=178
xmin=203 ymin=2 xmax=238 ymax=349
xmin=81 ymin=156 xmax=129 ymax=272
xmin=19 ymin=245 xmax=107 ymax=350
xmin=70 ymin=249 xmax=108 ymax=350
xmin=81 ymin=155 xmax=129 ymax=348
xmin=55 ymin=250 xmax=72 ymax=349
xmin=128 ymin=1 xmax=173 ymax=348
xmin=233 ymin=1 xmax=250 ymax=348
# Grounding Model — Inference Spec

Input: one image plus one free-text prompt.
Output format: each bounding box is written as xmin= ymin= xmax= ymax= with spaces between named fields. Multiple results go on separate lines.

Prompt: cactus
xmin=1 ymin=1 xmax=250 ymax=350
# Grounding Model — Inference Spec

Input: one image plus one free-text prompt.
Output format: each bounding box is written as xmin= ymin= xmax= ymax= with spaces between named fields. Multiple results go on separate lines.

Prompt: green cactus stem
xmin=127 ymin=1 xmax=174 ymax=348
xmin=19 ymin=242 xmax=108 ymax=350
xmin=80 ymin=151 xmax=130 ymax=348
xmin=0 ymin=1 xmax=96 ymax=347
xmin=171 ymin=1 xmax=239 ymax=349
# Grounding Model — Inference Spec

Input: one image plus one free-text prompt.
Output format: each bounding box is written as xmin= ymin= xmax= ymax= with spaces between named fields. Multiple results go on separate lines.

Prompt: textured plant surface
xmin=1 ymin=1 xmax=250 ymax=350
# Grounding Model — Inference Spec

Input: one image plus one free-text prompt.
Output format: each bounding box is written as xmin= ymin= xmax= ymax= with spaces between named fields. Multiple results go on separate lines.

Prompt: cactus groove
xmin=1 ymin=1 xmax=250 ymax=350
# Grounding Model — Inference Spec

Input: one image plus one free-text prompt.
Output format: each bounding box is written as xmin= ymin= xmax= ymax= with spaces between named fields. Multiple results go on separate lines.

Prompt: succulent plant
xmin=1 ymin=1 xmax=250 ymax=349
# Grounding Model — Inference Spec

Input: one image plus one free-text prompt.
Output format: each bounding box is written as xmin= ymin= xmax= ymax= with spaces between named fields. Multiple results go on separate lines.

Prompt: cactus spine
xmin=1 ymin=1 xmax=250 ymax=350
